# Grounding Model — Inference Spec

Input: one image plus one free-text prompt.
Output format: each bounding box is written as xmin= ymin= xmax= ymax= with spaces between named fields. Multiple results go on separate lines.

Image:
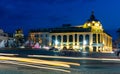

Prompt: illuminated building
xmin=0 ymin=29 xmax=9 ymax=41
xmin=14 ymin=29 xmax=24 ymax=45
xmin=29 ymin=12 xmax=112 ymax=52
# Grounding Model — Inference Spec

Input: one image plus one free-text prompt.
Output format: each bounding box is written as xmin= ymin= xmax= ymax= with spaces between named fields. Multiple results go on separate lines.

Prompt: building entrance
xmin=85 ymin=47 xmax=89 ymax=52
xmin=93 ymin=47 xmax=96 ymax=52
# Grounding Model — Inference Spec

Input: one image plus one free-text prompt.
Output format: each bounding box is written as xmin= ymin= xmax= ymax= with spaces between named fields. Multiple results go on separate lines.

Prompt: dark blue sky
xmin=0 ymin=0 xmax=119 ymax=39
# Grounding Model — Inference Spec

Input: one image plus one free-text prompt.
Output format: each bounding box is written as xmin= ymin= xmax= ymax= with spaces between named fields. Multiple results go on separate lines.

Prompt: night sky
xmin=0 ymin=0 xmax=119 ymax=39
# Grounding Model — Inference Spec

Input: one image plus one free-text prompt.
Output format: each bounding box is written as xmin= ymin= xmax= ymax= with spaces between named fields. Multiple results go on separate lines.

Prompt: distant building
xmin=0 ymin=29 xmax=9 ymax=41
xmin=14 ymin=29 xmax=24 ymax=46
xmin=29 ymin=12 xmax=112 ymax=53
xmin=113 ymin=28 xmax=120 ymax=50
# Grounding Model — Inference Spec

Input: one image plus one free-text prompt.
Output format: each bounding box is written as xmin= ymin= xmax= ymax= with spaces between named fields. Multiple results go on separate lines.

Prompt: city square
xmin=0 ymin=0 xmax=120 ymax=74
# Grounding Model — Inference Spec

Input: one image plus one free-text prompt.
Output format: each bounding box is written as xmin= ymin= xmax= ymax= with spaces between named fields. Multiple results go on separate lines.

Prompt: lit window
xmin=92 ymin=21 xmax=95 ymax=23
xmin=95 ymin=23 xmax=99 ymax=26
xmin=88 ymin=23 xmax=91 ymax=26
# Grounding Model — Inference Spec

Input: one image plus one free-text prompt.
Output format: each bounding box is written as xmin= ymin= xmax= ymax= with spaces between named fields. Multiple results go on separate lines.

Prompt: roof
xmin=30 ymin=25 xmax=91 ymax=33
xmin=87 ymin=11 xmax=99 ymax=22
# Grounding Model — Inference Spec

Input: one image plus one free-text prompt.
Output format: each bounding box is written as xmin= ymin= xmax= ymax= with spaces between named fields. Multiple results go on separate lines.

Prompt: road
xmin=0 ymin=53 xmax=120 ymax=74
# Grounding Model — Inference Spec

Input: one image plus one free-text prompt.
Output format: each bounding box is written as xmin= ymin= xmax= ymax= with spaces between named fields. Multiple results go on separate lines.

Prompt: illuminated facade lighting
xmin=29 ymin=11 xmax=112 ymax=53
xmin=55 ymin=40 xmax=59 ymax=45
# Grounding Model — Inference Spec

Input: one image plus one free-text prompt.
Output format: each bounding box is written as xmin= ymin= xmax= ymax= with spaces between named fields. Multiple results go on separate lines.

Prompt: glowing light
xmin=87 ymin=23 xmax=91 ymax=26
xmin=0 ymin=56 xmax=70 ymax=68
xmin=92 ymin=21 xmax=95 ymax=23
xmin=74 ymin=46 xmax=79 ymax=49
xmin=55 ymin=40 xmax=59 ymax=45
xmin=28 ymin=55 xmax=120 ymax=62
xmin=95 ymin=23 xmax=99 ymax=26
xmin=43 ymin=46 xmax=50 ymax=50
xmin=83 ymin=40 xmax=87 ymax=45
xmin=32 ymin=42 xmax=41 ymax=49
xmin=0 ymin=61 xmax=70 ymax=73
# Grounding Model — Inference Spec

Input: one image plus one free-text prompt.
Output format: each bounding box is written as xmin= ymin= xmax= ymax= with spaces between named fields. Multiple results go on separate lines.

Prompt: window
xmin=63 ymin=35 xmax=67 ymax=42
xmin=98 ymin=34 xmax=100 ymax=43
xmin=52 ymin=35 xmax=55 ymax=45
xmin=57 ymin=35 xmax=61 ymax=43
xmin=75 ymin=34 xmax=77 ymax=42
xmin=93 ymin=34 xmax=96 ymax=43
xmin=79 ymin=35 xmax=83 ymax=45
xmin=85 ymin=34 xmax=89 ymax=45
xmin=93 ymin=47 xmax=96 ymax=52
xmin=85 ymin=47 xmax=89 ymax=52
xmin=69 ymin=35 xmax=73 ymax=42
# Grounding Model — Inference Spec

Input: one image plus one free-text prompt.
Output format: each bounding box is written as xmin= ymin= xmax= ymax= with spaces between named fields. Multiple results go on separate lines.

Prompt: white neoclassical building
xmin=0 ymin=29 xmax=9 ymax=41
xmin=29 ymin=12 xmax=112 ymax=53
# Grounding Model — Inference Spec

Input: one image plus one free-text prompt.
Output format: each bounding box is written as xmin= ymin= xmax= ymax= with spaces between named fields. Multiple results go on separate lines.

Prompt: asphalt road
xmin=0 ymin=55 xmax=120 ymax=74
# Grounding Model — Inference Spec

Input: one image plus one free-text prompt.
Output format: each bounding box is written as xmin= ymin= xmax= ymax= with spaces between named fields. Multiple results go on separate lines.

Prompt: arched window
xmin=57 ymin=35 xmax=61 ymax=43
xmin=52 ymin=35 xmax=55 ymax=45
xmin=63 ymin=35 xmax=67 ymax=42
xmin=69 ymin=35 xmax=73 ymax=42
xmin=93 ymin=34 xmax=96 ymax=43
xmin=93 ymin=47 xmax=96 ymax=52
xmin=98 ymin=34 xmax=100 ymax=43
xmin=75 ymin=34 xmax=77 ymax=42
xmin=85 ymin=47 xmax=89 ymax=52
xmin=85 ymin=34 xmax=89 ymax=45
xmin=79 ymin=35 xmax=83 ymax=45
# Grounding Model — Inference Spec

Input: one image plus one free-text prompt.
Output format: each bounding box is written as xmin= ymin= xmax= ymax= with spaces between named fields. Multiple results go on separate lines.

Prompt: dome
xmin=83 ymin=11 xmax=103 ymax=33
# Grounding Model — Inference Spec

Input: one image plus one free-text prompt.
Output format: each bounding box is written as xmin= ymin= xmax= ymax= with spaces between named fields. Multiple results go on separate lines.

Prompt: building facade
xmin=0 ymin=29 xmax=9 ymax=41
xmin=14 ymin=29 xmax=24 ymax=46
xmin=29 ymin=12 xmax=112 ymax=53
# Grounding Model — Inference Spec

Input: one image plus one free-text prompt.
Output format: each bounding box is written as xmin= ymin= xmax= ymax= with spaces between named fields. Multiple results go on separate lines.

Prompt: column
xmin=73 ymin=34 xmax=75 ymax=46
xmin=83 ymin=34 xmax=85 ymax=52
xmin=100 ymin=33 xmax=103 ymax=51
xmin=110 ymin=38 xmax=112 ymax=51
xmin=96 ymin=33 xmax=98 ymax=44
xmin=90 ymin=33 xmax=93 ymax=52
xmin=61 ymin=35 xmax=63 ymax=49
xmin=55 ymin=35 xmax=57 ymax=48
xmin=96 ymin=33 xmax=98 ymax=52
xmin=67 ymin=35 xmax=69 ymax=49
xmin=77 ymin=34 xmax=79 ymax=46
xmin=102 ymin=33 xmax=106 ymax=51
xmin=49 ymin=35 xmax=52 ymax=46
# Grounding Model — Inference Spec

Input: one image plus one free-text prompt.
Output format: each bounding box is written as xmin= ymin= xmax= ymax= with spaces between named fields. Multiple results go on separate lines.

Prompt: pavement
xmin=0 ymin=53 xmax=120 ymax=74
xmin=0 ymin=50 xmax=120 ymax=74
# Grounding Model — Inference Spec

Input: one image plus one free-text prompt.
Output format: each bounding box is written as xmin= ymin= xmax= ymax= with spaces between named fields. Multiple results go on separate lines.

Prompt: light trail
xmin=0 ymin=53 xmax=80 ymax=66
xmin=0 ymin=53 xmax=120 ymax=62
xmin=52 ymin=61 xmax=80 ymax=66
xmin=28 ymin=55 xmax=120 ymax=62
xmin=0 ymin=61 xmax=70 ymax=73
xmin=0 ymin=56 xmax=71 ymax=68
xmin=0 ymin=53 xmax=17 ymax=56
